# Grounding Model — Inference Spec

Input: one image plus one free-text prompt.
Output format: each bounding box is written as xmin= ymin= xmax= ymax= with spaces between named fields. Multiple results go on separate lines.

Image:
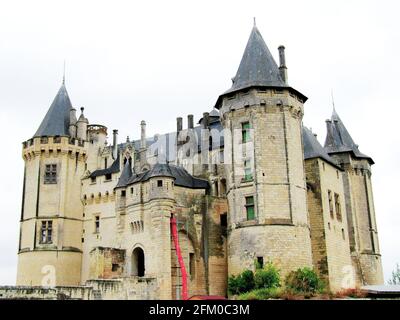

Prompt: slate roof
xmin=302 ymin=126 xmax=341 ymax=169
xmin=214 ymin=25 xmax=307 ymax=108
xmin=324 ymin=109 xmax=373 ymax=164
xmin=89 ymin=153 xmax=121 ymax=178
xmin=34 ymin=83 xmax=72 ymax=137
xmin=227 ymin=25 xmax=286 ymax=93
xmin=116 ymin=163 xmax=209 ymax=189
xmin=115 ymin=160 xmax=133 ymax=188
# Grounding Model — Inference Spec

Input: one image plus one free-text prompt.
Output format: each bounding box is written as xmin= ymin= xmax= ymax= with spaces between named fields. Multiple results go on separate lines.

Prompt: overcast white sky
xmin=0 ymin=0 xmax=399 ymax=285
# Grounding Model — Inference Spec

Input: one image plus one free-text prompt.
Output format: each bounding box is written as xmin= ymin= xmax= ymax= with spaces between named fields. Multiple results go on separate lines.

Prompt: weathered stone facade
xmin=7 ymin=23 xmax=384 ymax=300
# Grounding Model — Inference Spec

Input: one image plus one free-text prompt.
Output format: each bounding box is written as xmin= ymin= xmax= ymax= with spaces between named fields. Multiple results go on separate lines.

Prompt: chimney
xmin=202 ymin=112 xmax=210 ymax=129
xmin=140 ymin=120 xmax=146 ymax=149
xmin=112 ymin=129 xmax=118 ymax=159
xmin=177 ymin=117 xmax=183 ymax=133
xmin=188 ymin=114 xmax=194 ymax=129
xmin=278 ymin=46 xmax=288 ymax=85
xmin=69 ymin=107 xmax=77 ymax=137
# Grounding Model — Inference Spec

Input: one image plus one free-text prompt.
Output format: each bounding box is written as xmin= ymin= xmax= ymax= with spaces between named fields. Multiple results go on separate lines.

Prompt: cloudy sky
xmin=0 ymin=0 xmax=399 ymax=285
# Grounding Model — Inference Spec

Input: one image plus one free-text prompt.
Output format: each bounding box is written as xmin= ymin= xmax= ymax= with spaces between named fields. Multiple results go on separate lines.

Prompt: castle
xmin=12 ymin=23 xmax=383 ymax=300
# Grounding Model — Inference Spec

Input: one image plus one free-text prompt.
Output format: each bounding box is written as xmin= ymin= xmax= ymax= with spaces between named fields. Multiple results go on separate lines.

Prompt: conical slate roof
xmin=225 ymin=25 xmax=286 ymax=94
xmin=214 ymin=24 xmax=307 ymax=108
xmin=303 ymin=126 xmax=340 ymax=169
xmin=34 ymin=83 xmax=73 ymax=137
xmin=324 ymin=109 xmax=373 ymax=163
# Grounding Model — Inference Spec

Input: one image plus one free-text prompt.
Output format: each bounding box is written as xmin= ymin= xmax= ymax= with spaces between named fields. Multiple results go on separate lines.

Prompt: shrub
xmin=254 ymin=262 xmax=281 ymax=289
xmin=285 ymin=267 xmax=324 ymax=294
xmin=334 ymin=288 xmax=367 ymax=299
xmin=237 ymin=287 xmax=283 ymax=300
xmin=228 ymin=270 xmax=255 ymax=295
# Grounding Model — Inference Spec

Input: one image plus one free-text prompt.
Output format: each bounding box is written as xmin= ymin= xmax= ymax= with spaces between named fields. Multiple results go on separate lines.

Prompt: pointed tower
xmin=324 ymin=109 xmax=383 ymax=286
xmin=17 ymin=82 xmax=86 ymax=286
xmin=216 ymin=23 xmax=312 ymax=276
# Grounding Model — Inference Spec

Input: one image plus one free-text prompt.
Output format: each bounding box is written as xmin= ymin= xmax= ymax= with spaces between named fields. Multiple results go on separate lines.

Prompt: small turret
xmin=76 ymin=107 xmax=88 ymax=140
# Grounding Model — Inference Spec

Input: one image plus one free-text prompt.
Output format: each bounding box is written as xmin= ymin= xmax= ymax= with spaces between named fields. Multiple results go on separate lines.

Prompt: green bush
xmin=254 ymin=262 xmax=281 ymax=289
xmin=284 ymin=267 xmax=324 ymax=294
xmin=228 ymin=270 xmax=255 ymax=295
xmin=237 ymin=287 xmax=283 ymax=300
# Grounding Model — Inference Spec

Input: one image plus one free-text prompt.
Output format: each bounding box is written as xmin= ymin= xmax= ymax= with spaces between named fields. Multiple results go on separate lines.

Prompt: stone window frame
xmin=245 ymin=196 xmax=255 ymax=221
xmin=39 ymin=220 xmax=53 ymax=244
xmin=328 ymin=190 xmax=334 ymax=219
xmin=44 ymin=164 xmax=57 ymax=184
xmin=334 ymin=193 xmax=342 ymax=222
xmin=94 ymin=214 xmax=100 ymax=234
xmin=241 ymin=121 xmax=251 ymax=143
xmin=243 ymin=158 xmax=253 ymax=182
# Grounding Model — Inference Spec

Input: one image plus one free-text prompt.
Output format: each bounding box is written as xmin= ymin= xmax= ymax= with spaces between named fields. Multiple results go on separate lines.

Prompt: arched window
xmin=131 ymin=247 xmax=145 ymax=277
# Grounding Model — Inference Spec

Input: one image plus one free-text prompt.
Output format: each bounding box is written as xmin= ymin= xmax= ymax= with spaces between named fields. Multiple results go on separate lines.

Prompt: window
xmin=242 ymin=122 xmax=251 ymax=143
xmin=112 ymin=264 xmax=119 ymax=272
xmin=121 ymin=190 xmax=126 ymax=197
xmin=90 ymin=176 xmax=96 ymax=184
xmin=244 ymin=159 xmax=253 ymax=181
xmin=44 ymin=164 xmax=57 ymax=184
xmin=335 ymin=193 xmax=342 ymax=221
xmin=342 ymin=228 xmax=345 ymax=240
xmin=157 ymin=180 xmax=163 ymax=187
xmin=104 ymin=158 xmax=108 ymax=169
xmin=257 ymin=257 xmax=264 ymax=269
xmin=189 ymin=253 xmax=195 ymax=280
xmin=245 ymin=196 xmax=255 ymax=220
xmin=209 ymin=136 xmax=213 ymax=151
xmin=40 ymin=221 xmax=53 ymax=244
xmin=105 ymin=173 xmax=112 ymax=181
xmin=220 ymin=213 xmax=227 ymax=228
xmin=219 ymin=150 xmax=224 ymax=164
xmin=132 ymin=247 xmax=145 ymax=277
xmin=131 ymin=187 xmax=134 ymax=194
xmin=328 ymin=190 xmax=334 ymax=219
xmin=94 ymin=216 xmax=100 ymax=233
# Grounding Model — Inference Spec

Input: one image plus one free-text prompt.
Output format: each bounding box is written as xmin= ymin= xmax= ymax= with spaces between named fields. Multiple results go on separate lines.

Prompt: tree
xmin=388 ymin=263 xmax=400 ymax=285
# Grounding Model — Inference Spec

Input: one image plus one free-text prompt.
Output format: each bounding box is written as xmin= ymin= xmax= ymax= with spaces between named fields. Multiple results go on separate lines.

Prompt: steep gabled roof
xmin=303 ymin=126 xmax=341 ymax=169
xmin=90 ymin=153 xmax=121 ymax=178
xmin=324 ymin=109 xmax=374 ymax=164
xmin=34 ymin=83 xmax=72 ymax=137
xmin=115 ymin=160 xmax=133 ymax=188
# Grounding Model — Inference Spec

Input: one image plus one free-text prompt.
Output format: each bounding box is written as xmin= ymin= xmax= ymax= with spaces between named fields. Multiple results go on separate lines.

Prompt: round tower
xmin=17 ymin=83 xmax=86 ymax=286
xmin=215 ymin=24 xmax=313 ymax=277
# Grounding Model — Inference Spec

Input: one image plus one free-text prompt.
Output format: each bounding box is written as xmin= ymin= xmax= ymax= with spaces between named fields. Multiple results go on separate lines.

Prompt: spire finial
xmin=331 ymin=89 xmax=336 ymax=112
xmin=253 ymin=17 xmax=256 ymax=27
xmin=62 ymin=60 xmax=66 ymax=85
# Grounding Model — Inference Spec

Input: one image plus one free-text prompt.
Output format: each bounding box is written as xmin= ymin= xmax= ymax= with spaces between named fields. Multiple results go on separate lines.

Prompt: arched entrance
xmin=131 ymin=247 xmax=145 ymax=277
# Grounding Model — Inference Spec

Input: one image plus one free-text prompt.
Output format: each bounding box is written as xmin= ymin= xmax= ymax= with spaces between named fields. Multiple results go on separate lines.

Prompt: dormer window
xmin=105 ymin=173 xmax=112 ymax=181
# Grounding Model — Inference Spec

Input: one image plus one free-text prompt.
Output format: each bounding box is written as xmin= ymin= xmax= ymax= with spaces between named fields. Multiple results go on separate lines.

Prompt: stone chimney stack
xmin=202 ymin=112 xmax=210 ymax=129
xmin=278 ymin=45 xmax=288 ymax=85
xmin=69 ymin=107 xmax=77 ymax=138
xmin=112 ymin=129 xmax=118 ymax=159
xmin=177 ymin=117 xmax=183 ymax=133
xmin=140 ymin=120 xmax=146 ymax=149
xmin=188 ymin=114 xmax=194 ymax=129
